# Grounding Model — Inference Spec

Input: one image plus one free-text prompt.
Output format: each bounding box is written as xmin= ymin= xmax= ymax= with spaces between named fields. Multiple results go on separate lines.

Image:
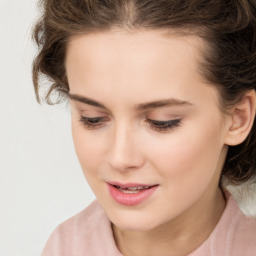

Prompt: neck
xmin=113 ymin=188 xmax=226 ymax=256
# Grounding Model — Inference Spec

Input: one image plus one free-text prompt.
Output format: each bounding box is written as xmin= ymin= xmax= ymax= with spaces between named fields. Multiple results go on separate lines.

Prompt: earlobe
xmin=224 ymin=90 xmax=256 ymax=146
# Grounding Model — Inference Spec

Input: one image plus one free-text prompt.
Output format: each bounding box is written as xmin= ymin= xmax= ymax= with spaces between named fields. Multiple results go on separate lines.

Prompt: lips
xmin=107 ymin=182 xmax=158 ymax=206
xmin=113 ymin=184 xmax=154 ymax=193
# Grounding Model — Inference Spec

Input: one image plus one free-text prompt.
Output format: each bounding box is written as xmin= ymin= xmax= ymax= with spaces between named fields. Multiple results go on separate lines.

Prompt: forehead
xmin=65 ymin=29 xmax=218 ymax=109
xmin=66 ymin=29 xmax=206 ymax=71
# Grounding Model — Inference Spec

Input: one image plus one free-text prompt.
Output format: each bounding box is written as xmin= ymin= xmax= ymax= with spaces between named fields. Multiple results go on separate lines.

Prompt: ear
xmin=224 ymin=90 xmax=256 ymax=146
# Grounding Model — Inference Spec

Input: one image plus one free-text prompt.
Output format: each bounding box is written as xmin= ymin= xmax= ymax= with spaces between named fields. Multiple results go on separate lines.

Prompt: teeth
xmin=121 ymin=189 xmax=140 ymax=194
xmin=113 ymin=184 xmax=154 ymax=194
xmin=127 ymin=187 xmax=140 ymax=191
xmin=115 ymin=186 xmax=152 ymax=192
xmin=127 ymin=186 xmax=148 ymax=191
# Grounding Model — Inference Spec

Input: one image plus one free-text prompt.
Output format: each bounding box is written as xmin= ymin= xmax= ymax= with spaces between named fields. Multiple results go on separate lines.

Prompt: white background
xmin=0 ymin=1 xmax=94 ymax=255
xmin=0 ymin=1 xmax=255 ymax=256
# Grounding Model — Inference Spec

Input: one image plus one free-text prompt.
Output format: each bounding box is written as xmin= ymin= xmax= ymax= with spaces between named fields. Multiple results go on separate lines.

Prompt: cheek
xmin=71 ymin=121 xmax=102 ymax=173
xmin=146 ymin=119 xmax=224 ymax=191
xmin=72 ymin=129 xmax=107 ymax=199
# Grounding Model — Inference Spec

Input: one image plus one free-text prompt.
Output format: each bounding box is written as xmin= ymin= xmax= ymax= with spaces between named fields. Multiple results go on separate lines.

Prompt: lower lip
xmin=107 ymin=184 xmax=158 ymax=206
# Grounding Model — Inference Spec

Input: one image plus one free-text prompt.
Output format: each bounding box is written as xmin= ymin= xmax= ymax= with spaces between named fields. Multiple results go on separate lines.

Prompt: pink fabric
xmin=41 ymin=192 xmax=256 ymax=256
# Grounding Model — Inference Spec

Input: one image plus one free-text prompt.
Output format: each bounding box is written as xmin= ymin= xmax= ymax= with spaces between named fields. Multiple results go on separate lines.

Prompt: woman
xmin=32 ymin=0 xmax=256 ymax=255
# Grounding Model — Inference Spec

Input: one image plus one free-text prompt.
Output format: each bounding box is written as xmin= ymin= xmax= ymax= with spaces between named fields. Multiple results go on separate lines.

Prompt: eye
xmin=145 ymin=119 xmax=181 ymax=132
xmin=79 ymin=116 xmax=109 ymax=129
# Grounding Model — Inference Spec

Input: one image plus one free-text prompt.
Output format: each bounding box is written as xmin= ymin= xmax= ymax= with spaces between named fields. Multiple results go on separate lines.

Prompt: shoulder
xmin=51 ymin=200 xmax=106 ymax=236
xmin=41 ymin=200 xmax=120 ymax=256
xmin=189 ymin=191 xmax=256 ymax=256
xmin=229 ymin=207 xmax=256 ymax=255
xmin=214 ymin=192 xmax=256 ymax=256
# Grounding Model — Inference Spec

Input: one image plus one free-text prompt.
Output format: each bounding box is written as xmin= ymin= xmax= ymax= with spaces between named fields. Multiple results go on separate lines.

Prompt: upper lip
xmin=107 ymin=181 xmax=158 ymax=189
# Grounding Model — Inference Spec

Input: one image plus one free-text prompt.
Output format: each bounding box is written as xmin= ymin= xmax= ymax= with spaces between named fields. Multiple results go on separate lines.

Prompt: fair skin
xmin=65 ymin=29 xmax=256 ymax=256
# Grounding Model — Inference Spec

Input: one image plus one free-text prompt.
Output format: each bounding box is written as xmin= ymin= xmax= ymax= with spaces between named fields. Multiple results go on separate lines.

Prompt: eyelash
xmin=79 ymin=116 xmax=107 ymax=129
xmin=145 ymin=119 xmax=181 ymax=132
xmin=79 ymin=116 xmax=181 ymax=132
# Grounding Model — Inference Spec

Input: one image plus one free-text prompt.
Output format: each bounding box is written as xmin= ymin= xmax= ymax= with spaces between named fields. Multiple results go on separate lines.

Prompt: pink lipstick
xmin=107 ymin=182 xmax=158 ymax=206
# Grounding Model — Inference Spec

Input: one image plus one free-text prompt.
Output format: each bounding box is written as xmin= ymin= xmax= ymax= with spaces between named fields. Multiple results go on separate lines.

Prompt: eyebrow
xmin=69 ymin=93 xmax=107 ymax=109
xmin=68 ymin=93 xmax=193 ymax=111
xmin=137 ymin=98 xmax=193 ymax=110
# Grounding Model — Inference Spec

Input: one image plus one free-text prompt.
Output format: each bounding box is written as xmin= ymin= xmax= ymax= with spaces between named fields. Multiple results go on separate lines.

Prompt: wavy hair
xmin=32 ymin=0 xmax=256 ymax=185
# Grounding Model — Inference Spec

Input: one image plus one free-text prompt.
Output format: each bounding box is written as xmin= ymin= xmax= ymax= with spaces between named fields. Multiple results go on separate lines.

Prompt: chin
xmin=109 ymin=209 xmax=165 ymax=232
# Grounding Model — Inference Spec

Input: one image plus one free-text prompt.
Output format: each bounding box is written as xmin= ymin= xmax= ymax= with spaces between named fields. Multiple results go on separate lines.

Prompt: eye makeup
xmin=145 ymin=118 xmax=182 ymax=132
xmin=79 ymin=116 xmax=109 ymax=129
xmin=79 ymin=115 xmax=182 ymax=133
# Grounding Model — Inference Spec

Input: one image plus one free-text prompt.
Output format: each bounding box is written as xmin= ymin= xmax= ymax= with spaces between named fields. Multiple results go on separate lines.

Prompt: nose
xmin=107 ymin=124 xmax=144 ymax=172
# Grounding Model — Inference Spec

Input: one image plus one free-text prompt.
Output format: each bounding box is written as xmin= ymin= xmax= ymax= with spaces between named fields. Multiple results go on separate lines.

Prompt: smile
xmin=107 ymin=182 xmax=159 ymax=206
xmin=114 ymin=185 xmax=153 ymax=193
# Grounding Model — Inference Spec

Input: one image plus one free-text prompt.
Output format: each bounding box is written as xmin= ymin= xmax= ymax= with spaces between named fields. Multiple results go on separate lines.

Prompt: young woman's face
xmin=66 ymin=30 xmax=230 ymax=231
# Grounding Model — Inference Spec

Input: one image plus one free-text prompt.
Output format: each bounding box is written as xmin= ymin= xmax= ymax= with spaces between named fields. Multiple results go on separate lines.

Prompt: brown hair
xmin=32 ymin=0 xmax=256 ymax=185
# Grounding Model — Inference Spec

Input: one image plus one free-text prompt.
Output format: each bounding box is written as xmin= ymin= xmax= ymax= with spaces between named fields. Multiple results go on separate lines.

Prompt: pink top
xmin=41 ymin=193 xmax=256 ymax=256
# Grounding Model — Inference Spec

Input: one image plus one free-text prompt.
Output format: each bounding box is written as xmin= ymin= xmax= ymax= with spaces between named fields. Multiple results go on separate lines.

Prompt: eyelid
xmin=80 ymin=111 xmax=109 ymax=119
xmin=70 ymin=102 xmax=109 ymax=116
xmin=146 ymin=112 xmax=182 ymax=120
xmin=78 ymin=114 xmax=182 ymax=132
xmin=79 ymin=116 xmax=110 ymax=129
xmin=145 ymin=118 xmax=182 ymax=132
